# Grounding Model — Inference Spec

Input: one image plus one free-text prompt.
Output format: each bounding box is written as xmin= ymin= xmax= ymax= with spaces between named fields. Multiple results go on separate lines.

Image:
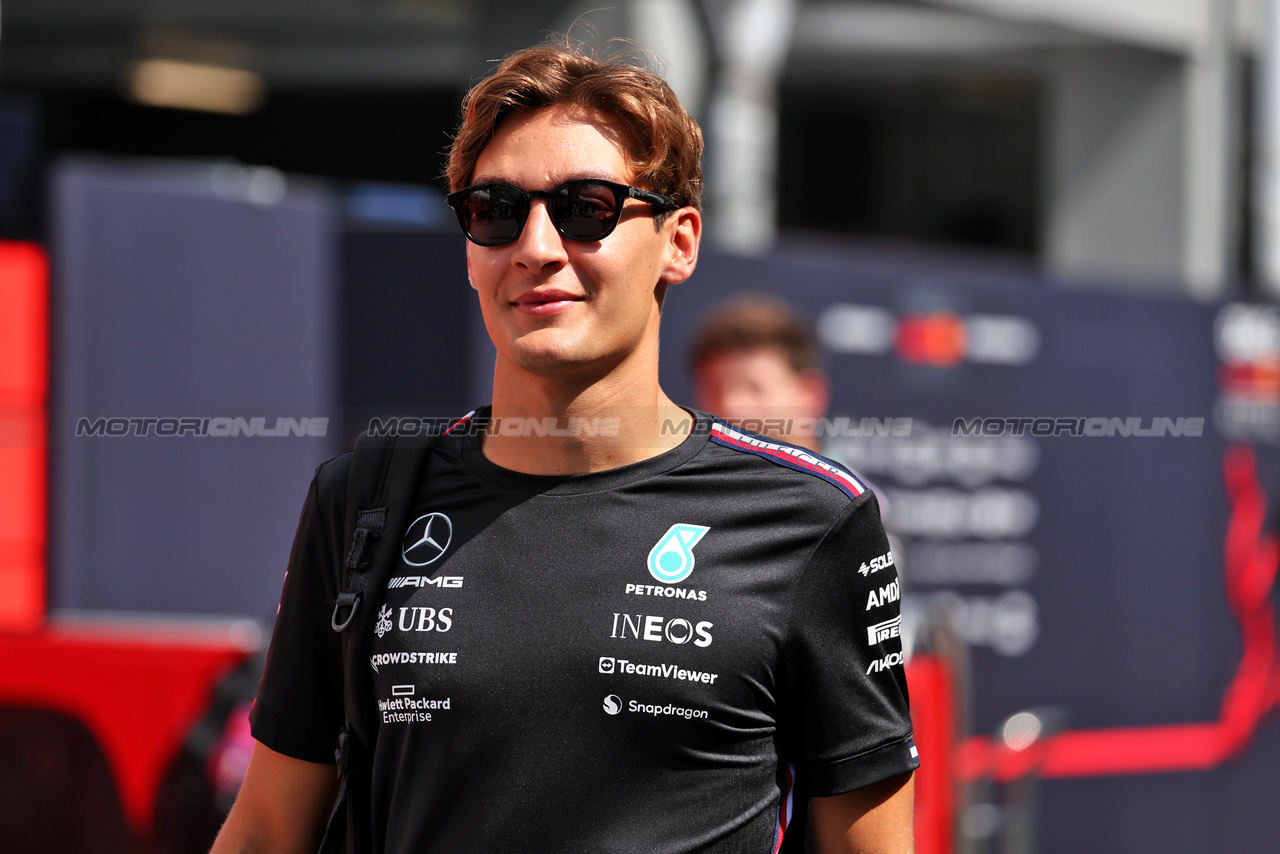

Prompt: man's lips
xmin=513 ymin=289 xmax=584 ymax=315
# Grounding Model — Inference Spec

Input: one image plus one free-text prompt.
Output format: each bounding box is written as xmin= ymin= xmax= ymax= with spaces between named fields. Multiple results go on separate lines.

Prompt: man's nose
xmin=512 ymin=198 xmax=568 ymax=269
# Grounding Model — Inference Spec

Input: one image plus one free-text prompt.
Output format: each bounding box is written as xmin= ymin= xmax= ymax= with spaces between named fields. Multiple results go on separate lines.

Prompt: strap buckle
xmin=331 ymin=591 xmax=361 ymax=632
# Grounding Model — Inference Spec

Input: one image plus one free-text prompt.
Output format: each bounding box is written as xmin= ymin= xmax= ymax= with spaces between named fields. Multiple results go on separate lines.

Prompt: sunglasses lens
xmin=554 ymin=181 xmax=622 ymax=241
xmin=461 ymin=186 xmax=525 ymax=246
xmin=451 ymin=180 xmax=641 ymax=245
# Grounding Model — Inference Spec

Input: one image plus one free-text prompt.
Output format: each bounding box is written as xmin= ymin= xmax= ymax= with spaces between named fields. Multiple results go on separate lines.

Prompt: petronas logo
xmin=647 ymin=523 xmax=710 ymax=584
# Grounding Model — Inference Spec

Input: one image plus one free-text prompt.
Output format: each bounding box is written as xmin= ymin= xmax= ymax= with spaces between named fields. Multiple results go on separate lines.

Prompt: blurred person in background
xmin=211 ymin=37 xmax=915 ymax=854
xmin=691 ymin=294 xmax=900 ymax=584
xmin=692 ymin=293 xmax=830 ymax=453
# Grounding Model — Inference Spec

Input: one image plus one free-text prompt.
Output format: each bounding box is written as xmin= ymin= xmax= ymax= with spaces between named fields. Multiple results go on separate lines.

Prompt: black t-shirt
xmin=253 ymin=409 xmax=917 ymax=853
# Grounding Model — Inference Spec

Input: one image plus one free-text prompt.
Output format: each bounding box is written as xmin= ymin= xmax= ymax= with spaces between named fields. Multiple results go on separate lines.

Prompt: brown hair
xmin=446 ymin=40 xmax=703 ymax=213
xmin=690 ymin=294 xmax=822 ymax=374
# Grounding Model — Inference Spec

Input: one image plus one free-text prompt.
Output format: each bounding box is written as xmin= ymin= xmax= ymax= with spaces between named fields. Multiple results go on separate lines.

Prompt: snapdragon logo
xmin=601 ymin=693 xmax=709 ymax=720
xmin=628 ymin=700 xmax=709 ymax=720
xmin=647 ymin=524 xmax=710 ymax=584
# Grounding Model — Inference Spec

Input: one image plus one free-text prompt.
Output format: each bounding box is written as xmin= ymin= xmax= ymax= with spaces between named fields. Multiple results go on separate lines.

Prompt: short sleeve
xmin=249 ymin=454 xmax=350 ymax=764
xmin=778 ymin=491 xmax=919 ymax=796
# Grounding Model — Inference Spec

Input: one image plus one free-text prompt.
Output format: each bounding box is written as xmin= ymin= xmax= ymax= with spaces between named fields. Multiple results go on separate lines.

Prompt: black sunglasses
xmin=445 ymin=179 xmax=680 ymax=247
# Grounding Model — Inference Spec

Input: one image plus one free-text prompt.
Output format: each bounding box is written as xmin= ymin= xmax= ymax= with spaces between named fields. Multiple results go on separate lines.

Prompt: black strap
xmin=337 ymin=430 xmax=440 ymax=745
xmin=331 ymin=508 xmax=388 ymax=632
xmin=320 ymin=428 xmax=442 ymax=854
xmin=315 ymin=733 xmax=349 ymax=854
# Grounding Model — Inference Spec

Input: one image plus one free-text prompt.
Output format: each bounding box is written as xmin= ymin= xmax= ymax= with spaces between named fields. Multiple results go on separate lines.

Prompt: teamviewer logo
xmin=599 ymin=657 xmax=616 ymax=674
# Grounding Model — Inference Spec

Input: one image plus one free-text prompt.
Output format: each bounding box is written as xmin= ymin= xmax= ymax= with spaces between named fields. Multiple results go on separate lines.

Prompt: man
xmin=212 ymin=40 xmax=917 ymax=854
xmin=691 ymin=294 xmax=830 ymax=453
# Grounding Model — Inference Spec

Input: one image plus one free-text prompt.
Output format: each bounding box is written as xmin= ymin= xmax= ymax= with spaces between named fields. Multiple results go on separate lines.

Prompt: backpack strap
xmin=317 ymin=428 xmax=442 ymax=854
xmin=339 ymin=430 xmax=440 ymax=743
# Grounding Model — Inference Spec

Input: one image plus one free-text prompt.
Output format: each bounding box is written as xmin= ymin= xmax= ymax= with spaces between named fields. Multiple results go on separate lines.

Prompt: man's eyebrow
xmin=468 ymin=174 xmax=513 ymax=187
xmin=468 ymin=171 xmax=625 ymax=188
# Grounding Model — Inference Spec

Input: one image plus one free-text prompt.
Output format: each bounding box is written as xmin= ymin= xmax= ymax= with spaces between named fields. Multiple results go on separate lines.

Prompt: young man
xmin=691 ymin=294 xmax=831 ymax=453
xmin=212 ymin=41 xmax=917 ymax=854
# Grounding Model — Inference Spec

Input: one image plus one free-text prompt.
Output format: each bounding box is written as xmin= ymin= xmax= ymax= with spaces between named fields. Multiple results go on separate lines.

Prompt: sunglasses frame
xmin=445 ymin=179 xmax=680 ymax=247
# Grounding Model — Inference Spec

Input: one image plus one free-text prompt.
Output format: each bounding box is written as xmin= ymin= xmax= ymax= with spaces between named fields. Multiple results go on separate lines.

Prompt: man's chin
xmin=505 ymin=342 xmax=604 ymax=378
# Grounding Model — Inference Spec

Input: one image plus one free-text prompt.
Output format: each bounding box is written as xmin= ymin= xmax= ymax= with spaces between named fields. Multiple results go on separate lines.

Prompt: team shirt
xmin=253 ymin=408 xmax=918 ymax=853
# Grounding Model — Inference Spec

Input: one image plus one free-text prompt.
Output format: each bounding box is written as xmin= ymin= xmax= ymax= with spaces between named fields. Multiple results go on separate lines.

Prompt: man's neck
xmin=483 ymin=363 xmax=692 ymax=475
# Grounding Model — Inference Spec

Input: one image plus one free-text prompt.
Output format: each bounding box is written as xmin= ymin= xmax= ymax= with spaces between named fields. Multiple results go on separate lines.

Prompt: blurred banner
xmin=50 ymin=157 xmax=341 ymax=618
xmin=655 ymin=245 xmax=1279 ymax=854
xmin=660 ymin=247 xmax=1224 ymax=735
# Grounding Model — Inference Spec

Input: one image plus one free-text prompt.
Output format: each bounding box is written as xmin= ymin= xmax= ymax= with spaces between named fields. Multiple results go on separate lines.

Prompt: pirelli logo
xmin=867 ymin=616 xmax=901 ymax=646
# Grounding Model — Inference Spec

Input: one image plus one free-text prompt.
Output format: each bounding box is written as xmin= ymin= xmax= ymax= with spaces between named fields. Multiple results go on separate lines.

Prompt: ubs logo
xmin=402 ymin=513 xmax=453 ymax=566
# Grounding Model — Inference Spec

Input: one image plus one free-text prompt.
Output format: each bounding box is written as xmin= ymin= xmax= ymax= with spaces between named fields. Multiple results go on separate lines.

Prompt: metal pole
xmin=704 ymin=0 xmax=796 ymax=253
xmin=628 ymin=0 xmax=709 ymax=118
xmin=1256 ymin=0 xmax=1280 ymax=295
xmin=1184 ymin=0 xmax=1238 ymax=298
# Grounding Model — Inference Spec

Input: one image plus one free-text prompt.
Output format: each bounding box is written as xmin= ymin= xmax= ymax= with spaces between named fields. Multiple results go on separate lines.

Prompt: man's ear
xmin=660 ymin=207 xmax=702 ymax=285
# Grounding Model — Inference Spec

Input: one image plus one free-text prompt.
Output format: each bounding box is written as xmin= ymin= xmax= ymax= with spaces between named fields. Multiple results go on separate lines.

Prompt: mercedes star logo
xmin=401 ymin=512 xmax=454 ymax=566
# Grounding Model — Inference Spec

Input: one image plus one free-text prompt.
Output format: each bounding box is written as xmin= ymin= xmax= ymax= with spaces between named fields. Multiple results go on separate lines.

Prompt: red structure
xmin=905 ymin=653 xmax=959 ymax=854
xmin=0 ymin=242 xmax=48 ymax=632
xmin=0 ymin=242 xmax=253 ymax=843
xmin=956 ymin=445 xmax=1280 ymax=783
xmin=0 ymin=622 xmax=253 ymax=832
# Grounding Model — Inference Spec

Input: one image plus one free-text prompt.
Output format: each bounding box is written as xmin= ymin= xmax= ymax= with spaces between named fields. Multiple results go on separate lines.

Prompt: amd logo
xmin=866 ymin=580 xmax=900 ymax=610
